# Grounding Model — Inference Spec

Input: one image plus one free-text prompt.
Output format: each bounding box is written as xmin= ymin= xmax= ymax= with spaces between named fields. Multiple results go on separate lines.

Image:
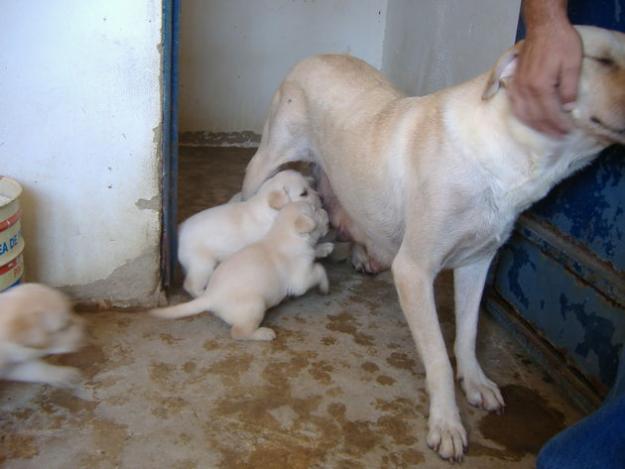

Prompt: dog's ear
xmin=267 ymin=190 xmax=289 ymax=210
xmin=6 ymin=312 xmax=51 ymax=349
xmin=482 ymin=43 xmax=521 ymax=100
xmin=294 ymin=214 xmax=316 ymax=234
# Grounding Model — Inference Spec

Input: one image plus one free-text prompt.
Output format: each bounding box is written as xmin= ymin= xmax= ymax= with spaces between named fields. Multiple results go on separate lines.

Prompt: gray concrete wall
xmin=179 ymin=0 xmax=389 ymax=134
xmin=382 ymin=0 xmax=521 ymax=96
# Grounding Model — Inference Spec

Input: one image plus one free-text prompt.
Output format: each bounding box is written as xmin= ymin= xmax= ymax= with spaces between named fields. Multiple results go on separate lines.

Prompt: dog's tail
xmin=149 ymin=295 xmax=212 ymax=319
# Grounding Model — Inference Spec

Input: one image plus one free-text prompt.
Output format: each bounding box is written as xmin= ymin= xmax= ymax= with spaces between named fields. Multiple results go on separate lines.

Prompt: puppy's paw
xmin=250 ymin=327 xmax=276 ymax=341
xmin=46 ymin=366 xmax=83 ymax=389
xmin=314 ymin=242 xmax=334 ymax=258
xmin=460 ymin=373 xmax=505 ymax=412
xmin=318 ymin=276 xmax=330 ymax=295
xmin=427 ymin=410 xmax=467 ymax=461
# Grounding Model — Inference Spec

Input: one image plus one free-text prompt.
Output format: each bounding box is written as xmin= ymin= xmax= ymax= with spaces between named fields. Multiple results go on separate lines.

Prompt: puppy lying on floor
xmin=178 ymin=169 xmax=319 ymax=297
xmin=151 ymin=200 xmax=332 ymax=341
xmin=0 ymin=283 xmax=84 ymax=388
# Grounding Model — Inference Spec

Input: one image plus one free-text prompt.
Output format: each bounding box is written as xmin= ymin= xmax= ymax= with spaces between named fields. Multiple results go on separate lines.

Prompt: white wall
xmin=0 ymin=0 xmax=163 ymax=306
xmin=179 ymin=0 xmax=389 ymax=133
xmin=180 ymin=0 xmax=520 ymax=135
xmin=382 ymin=0 xmax=521 ymax=96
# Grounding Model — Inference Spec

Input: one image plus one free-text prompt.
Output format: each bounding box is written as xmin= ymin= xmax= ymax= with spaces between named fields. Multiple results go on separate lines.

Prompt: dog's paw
xmin=460 ymin=374 xmax=505 ymax=412
xmin=314 ymin=242 xmax=334 ymax=258
xmin=350 ymin=244 xmax=384 ymax=274
xmin=427 ymin=411 xmax=467 ymax=462
xmin=318 ymin=276 xmax=330 ymax=295
xmin=251 ymin=327 xmax=276 ymax=341
xmin=46 ymin=366 xmax=83 ymax=389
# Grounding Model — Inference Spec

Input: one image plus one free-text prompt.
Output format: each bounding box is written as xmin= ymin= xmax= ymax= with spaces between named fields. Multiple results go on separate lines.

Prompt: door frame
xmin=161 ymin=0 xmax=180 ymax=292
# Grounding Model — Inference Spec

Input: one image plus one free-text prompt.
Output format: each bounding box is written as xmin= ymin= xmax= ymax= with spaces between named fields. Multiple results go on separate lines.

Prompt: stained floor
xmin=0 ymin=146 xmax=584 ymax=468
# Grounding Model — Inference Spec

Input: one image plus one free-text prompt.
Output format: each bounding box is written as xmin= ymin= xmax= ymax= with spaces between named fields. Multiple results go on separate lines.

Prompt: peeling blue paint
xmin=531 ymin=149 xmax=625 ymax=272
xmin=505 ymin=244 xmax=536 ymax=309
xmin=492 ymin=236 xmax=625 ymax=390
xmin=560 ymin=295 xmax=622 ymax=386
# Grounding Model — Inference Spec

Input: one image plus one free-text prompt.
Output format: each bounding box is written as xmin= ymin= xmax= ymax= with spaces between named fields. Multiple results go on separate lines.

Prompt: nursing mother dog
xmin=240 ymin=26 xmax=625 ymax=460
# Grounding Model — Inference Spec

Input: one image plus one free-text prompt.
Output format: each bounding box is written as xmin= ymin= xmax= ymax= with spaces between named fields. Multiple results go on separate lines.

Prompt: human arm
xmin=508 ymin=0 xmax=582 ymax=137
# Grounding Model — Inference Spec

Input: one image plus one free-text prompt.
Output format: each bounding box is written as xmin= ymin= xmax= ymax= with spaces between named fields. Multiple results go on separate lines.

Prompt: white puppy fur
xmin=0 ymin=283 xmax=85 ymax=388
xmin=178 ymin=169 xmax=319 ymax=297
xmin=239 ymin=26 xmax=625 ymax=460
xmin=152 ymin=200 xmax=332 ymax=341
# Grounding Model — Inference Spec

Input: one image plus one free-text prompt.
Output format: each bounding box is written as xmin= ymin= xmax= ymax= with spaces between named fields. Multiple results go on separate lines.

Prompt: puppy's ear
xmin=268 ymin=190 xmax=289 ymax=210
xmin=7 ymin=313 xmax=50 ymax=349
xmin=295 ymin=214 xmax=316 ymax=234
xmin=482 ymin=43 xmax=521 ymax=100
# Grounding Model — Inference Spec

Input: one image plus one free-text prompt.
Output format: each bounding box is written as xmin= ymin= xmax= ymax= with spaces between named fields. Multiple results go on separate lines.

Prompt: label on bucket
xmin=0 ymin=220 xmax=22 ymax=263
xmin=0 ymin=253 xmax=24 ymax=292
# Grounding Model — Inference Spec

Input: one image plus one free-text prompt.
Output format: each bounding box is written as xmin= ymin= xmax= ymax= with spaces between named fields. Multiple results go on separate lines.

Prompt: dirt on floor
xmin=0 ymin=146 xmax=584 ymax=468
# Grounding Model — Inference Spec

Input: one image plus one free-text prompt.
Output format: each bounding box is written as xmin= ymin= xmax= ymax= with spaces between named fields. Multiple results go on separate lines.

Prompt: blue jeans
xmin=537 ymin=351 xmax=625 ymax=469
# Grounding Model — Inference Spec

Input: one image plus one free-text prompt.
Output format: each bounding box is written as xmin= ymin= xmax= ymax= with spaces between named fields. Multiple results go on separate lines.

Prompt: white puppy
xmin=0 ymin=283 xmax=85 ymax=388
xmin=178 ymin=169 xmax=319 ymax=297
xmin=152 ymin=201 xmax=332 ymax=341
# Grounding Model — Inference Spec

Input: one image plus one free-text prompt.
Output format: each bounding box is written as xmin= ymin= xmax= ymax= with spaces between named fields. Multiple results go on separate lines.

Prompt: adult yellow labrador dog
xmin=241 ymin=26 xmax=625 ymax=460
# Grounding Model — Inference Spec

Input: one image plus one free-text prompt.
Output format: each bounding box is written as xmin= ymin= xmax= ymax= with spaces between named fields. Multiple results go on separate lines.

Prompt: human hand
xmin=508 ymin=22 xmax=582 ymax=137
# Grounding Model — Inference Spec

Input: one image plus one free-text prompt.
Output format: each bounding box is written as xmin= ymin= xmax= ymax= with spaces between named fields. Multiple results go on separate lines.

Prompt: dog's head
xmin=483 ymin=25 xmax=625 ymax=145
xmin=277 ymin=200 xmax=330 ymax=243
xmin=0 ymin=283 xmax=85 ymax=358
xmin=258 ymin=170 xmax=321 ymax=209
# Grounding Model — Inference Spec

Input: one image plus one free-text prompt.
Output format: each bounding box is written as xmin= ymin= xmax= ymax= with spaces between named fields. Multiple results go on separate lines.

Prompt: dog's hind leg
xmin=454 ymin=255 xmax=504 ymax=412
xmin=229 ymin=302 xmax=275 ymax=341
xmin=242 ymin=82 xmax=312 ymax=199
xmin=182 ymin=256 xmax=217 ymax=298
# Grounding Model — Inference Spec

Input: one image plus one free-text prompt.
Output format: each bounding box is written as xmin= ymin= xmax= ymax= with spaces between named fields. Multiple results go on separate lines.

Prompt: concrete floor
xmin=0 ymin=147 xmax=584 ymax=468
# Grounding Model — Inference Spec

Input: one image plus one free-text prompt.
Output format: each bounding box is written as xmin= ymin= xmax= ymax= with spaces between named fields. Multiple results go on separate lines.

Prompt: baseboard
xmin=179 ymin=131 xmax=261 ymax=148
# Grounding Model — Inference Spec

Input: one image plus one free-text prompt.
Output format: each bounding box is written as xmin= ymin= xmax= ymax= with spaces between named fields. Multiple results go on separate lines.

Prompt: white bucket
xmin=0 ymin=176 xmax=25 ymax=292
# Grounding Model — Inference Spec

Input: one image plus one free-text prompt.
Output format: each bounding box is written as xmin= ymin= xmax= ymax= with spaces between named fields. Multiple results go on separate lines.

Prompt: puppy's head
xmin=278 ymin=201 xmax=330 ymax=243
xmin=0 ymin=283 xmax=85 ymax=356
xmin=483 ymin=26 xmax=625 ymax=145
xmin=258 ymin=170 xmax=321 ymax=208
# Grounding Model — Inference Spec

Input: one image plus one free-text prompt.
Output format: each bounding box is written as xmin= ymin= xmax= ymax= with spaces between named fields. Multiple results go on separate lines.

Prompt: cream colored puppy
xmin=240 ymin=26 xmax=625 ymax=460
xmin=0 ymin=283 xmax=84 ymax=387
xmin=178 ymin=169 xmax=319 ymax=297
xmin=152 ymin=201 xmax=331 ymax=341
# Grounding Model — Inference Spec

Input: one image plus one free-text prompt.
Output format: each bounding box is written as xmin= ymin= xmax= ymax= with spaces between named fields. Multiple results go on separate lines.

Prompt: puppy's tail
xmin=149 ymin=295 xmax=212 ymax=319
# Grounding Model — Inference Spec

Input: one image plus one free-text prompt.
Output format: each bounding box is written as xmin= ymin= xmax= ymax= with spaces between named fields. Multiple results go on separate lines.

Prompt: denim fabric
xmin=537 ymin=350 xmax=625 ymax=469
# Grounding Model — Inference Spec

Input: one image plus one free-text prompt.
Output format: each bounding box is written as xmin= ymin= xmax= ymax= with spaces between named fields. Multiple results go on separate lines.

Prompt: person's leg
xmin=538 ymin=348 xmax=625 ymax=469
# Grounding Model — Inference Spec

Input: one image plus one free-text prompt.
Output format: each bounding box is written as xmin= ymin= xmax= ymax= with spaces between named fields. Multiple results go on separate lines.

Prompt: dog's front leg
xmin=392 ymin=251 xmax=467 ymax=461
xmin=454 ymin=255 xmax=504 ymax=411
xmin=4 ymin=360 xmax=82 ymax=388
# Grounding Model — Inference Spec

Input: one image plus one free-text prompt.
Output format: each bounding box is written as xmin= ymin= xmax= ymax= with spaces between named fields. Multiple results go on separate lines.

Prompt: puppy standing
xmin=178 ymin=170 xmax=319 ymax=297
xmin=152 ymin=201 xmax=332 ymax=341
xmin=0 ymin=283 xmax=84 ymax=387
